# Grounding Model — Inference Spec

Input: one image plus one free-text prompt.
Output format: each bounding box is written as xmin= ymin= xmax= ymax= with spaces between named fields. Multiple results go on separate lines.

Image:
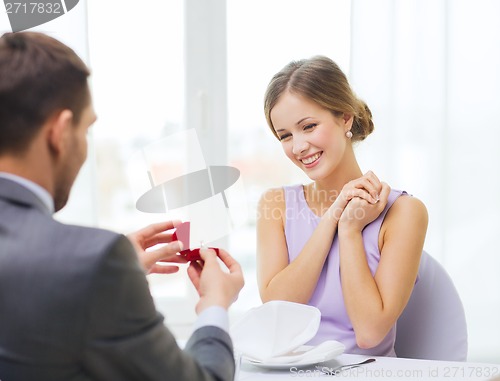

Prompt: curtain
xmin=350 ymin=0 xmax=500 ymax=362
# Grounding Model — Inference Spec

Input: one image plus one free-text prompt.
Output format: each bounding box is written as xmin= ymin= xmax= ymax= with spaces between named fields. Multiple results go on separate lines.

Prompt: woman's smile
xmin=300 ymin=151 xmax=323 ymax=168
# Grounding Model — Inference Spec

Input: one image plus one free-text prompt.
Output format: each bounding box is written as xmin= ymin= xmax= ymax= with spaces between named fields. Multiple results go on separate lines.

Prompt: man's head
xmin=0 ymin=32 xmax=96 ymax=211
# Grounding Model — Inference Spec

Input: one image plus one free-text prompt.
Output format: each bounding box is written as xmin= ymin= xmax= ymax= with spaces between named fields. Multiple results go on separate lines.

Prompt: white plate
xmin=243 ymin=342 xmax=344 ymax=370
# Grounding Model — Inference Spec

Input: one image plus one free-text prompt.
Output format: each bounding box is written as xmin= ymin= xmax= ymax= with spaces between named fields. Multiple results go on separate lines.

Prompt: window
xmin=84 ymin=0 xmax=353 ymax=327
xmin=86 ymin=0 xmax=195 ymax=325
xmin=226 ymin=0 xmax=352 ymax=315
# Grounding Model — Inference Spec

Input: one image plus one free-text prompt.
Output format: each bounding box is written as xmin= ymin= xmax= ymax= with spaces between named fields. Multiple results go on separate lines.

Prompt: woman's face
xmin=270 ymin=91 xmax=352 ymax=181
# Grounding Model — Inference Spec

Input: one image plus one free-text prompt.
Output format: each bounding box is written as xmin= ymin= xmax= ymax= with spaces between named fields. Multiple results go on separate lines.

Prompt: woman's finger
xmin=378 ymin=182 xmax=391 ymax=205
xmin=363 ymin=170 xmax=382 ymax=198
xmin=345 ymin=187 xmax=378 ymax=204
xmin=350 ymin=177 xmax=379 ymax=202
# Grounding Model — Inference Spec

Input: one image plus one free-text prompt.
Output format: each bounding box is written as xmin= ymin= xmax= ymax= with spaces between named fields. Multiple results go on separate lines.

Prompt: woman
xmin=257 ymin=56 xmax=428 ymax=356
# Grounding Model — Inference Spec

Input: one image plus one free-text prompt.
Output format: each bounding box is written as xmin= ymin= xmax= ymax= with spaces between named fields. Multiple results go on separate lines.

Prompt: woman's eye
xmin=278 ymin=133 xmax=292 ymax=141
xmin=304 ymin=123 xmax=317 ymax=130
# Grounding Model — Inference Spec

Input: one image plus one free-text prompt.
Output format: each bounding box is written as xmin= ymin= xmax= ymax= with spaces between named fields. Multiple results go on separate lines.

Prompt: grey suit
xmin=0 ymin=178 xmax=235 ymax=381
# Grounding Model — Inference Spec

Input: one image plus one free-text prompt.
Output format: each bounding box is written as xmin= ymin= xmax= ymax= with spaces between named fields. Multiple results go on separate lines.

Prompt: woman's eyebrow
xmin=296 ymin=117 xmax=311 ymax=125
xmin=275 ymin=117 xmax=313 ymax=132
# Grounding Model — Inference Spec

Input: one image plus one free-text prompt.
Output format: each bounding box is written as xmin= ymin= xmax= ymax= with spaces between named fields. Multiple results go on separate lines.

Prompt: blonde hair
xmin=264 ymin=55 xmax=374 ymax=142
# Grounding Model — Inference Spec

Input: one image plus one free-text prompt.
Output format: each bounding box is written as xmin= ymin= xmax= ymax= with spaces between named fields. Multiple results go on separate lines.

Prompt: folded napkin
xmin=250 ymin=340 xmax=345 ymax=365
xmin=230 ymin=301 xmax=322 ymax=361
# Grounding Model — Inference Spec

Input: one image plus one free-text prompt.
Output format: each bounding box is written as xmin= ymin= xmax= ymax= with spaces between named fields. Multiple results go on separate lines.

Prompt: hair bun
xmin=352 ymin=99 xmax=374 ymax=141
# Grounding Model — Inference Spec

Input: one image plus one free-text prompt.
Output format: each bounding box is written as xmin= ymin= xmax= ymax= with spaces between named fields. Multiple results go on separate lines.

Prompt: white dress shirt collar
xmin=0 ymin=172 xmax=55 ymax=214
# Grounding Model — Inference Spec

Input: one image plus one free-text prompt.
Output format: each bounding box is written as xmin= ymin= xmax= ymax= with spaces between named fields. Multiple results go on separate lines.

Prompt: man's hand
xmin=187 ymin=249 xmax=244 ymax=314
xmin=127 ymin=221 xmax=187 ymax=274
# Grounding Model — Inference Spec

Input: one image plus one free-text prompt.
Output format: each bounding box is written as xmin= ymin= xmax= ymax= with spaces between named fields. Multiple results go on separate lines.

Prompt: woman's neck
xmin=305 ymin=147 xmax=363 ymax=213
xmin=314 ymin=146 xmax=363 ymax=193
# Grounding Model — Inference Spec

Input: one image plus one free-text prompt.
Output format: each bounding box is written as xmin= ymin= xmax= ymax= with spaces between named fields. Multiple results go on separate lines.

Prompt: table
xmin=237 ymin=353 xmax=500 ymax=380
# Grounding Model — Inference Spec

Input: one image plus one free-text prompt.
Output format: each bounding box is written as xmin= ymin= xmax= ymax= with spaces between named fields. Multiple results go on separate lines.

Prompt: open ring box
xmin=172 ymin=221 xmax=219 ymax=261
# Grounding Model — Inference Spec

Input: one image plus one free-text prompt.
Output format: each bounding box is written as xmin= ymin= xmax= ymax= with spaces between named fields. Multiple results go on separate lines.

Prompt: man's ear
xmin=47 ymin=110 xmax=73 ymax=156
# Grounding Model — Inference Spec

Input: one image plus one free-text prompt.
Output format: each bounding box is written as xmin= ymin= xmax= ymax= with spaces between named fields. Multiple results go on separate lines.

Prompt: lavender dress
xmin=283 ymin=185 xmax=407 ymax=356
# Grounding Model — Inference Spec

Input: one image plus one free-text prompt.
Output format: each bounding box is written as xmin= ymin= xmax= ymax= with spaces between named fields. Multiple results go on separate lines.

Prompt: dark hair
xmin=264 ymin=55 xmax=374 ymax=142
xmin=0 ymin=32 xmax=90 ymax=155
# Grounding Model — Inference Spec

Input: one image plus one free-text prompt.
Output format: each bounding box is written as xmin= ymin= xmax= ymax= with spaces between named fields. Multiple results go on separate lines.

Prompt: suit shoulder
xmin=50 ymin=221 xmax=129 ymax=261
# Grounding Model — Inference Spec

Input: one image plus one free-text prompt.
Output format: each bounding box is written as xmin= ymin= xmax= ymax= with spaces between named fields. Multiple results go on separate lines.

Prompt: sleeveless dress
xmin=283 ymin=184 xmax=408 ymax=357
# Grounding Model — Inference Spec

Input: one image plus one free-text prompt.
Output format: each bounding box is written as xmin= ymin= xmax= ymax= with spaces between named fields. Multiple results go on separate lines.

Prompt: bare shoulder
xmin=388 ymin=194 xmax=428 ymax=224
xmin=381 ymin=193 xmax=428 ymax=243
xmin=258 ymin=187 xmax=286 ymax=211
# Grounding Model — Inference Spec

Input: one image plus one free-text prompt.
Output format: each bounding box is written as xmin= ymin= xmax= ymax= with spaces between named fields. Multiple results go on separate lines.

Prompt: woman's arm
xmin=257 ymin=176 xmax=379 ymax=304
xmin=256 ymin=187 xmax=339 ymax=303
xmin=338 ymin=185 xmax=428 ymax=349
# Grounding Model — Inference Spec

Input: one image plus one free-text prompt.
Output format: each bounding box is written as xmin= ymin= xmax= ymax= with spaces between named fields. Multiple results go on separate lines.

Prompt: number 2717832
xmin=5 ymin=2 xmax=62 ymax=14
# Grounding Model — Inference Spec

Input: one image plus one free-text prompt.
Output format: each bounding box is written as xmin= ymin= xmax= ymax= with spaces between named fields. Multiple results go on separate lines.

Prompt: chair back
xmin=395 ymin=251 xmax=468 ymax=361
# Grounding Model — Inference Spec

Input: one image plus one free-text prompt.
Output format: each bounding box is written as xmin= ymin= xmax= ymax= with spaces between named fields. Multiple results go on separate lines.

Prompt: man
xmin=0 ymin=31 xmax=244 ymax=381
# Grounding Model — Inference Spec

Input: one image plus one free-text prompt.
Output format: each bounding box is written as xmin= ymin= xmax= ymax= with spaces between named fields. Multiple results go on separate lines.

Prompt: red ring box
xmin=172 ymin=221 xmax=219 ymax=261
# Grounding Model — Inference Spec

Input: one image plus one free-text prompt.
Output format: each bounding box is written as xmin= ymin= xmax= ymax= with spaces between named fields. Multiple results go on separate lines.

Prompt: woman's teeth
xmin=302 ymin=152 xmax=321 ymax=165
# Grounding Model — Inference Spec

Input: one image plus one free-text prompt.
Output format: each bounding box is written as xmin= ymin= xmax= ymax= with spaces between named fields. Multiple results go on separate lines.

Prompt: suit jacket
xmin=0 ymin=178 xmax=235 ymax=381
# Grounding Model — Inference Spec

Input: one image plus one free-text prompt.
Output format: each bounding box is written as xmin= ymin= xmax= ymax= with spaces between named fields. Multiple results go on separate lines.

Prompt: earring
xmin=345 ymin=130 xmax=353 ymax=139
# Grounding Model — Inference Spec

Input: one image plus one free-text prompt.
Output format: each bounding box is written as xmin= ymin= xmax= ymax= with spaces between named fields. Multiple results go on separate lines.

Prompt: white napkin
xmin=257 ymin=341 xmax=346 ymax=364
xmin=230 ymin=301 xmax=321 ymax=361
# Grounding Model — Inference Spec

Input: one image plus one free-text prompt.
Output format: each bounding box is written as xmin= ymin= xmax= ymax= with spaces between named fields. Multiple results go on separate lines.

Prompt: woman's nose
xmin=292 ymin=137 xmax=309 ymax=155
